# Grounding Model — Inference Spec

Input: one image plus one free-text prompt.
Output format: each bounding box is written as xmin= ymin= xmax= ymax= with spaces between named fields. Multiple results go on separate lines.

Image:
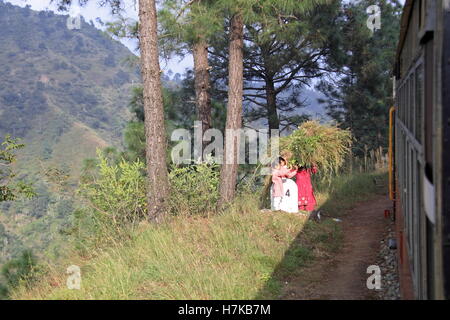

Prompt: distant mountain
xmin=244 ymin=86 xmax=330 ymax=133
xmin=295 ymin=87 xmax=330 ymax=121
xmin=0 ymin=1 xmax=139 ymax=267
xmin=0 ymin=1 xmax=140 ymax=143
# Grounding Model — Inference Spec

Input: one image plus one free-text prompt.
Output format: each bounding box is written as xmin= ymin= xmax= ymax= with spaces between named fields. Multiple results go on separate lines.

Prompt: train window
xmin=416 ymin=158 xmax=425 ymax=299
xmin=395 ymin=88 xmax=402 ymax=119
xmin=407 ymin=78 xmax=411 ymax=130
xmin=403 ymin=81 xmax=406 ymax=126
xmin=398 ymin=132 xmax=403 ymax=193
xmin=402 ymin=84 xmax=406 ymax=124
xmin=410 ymin=73 xmax=416 ymax=137
xmin=416 ymin=64 xmax=424 ymax=143
xmin=418 ymin=0 xmax=423 ymax=29
xmin=395 ymin=131 xmax=403 ymax=184
xmin=404 ymin=139 xmax=408 ymax=221
xmin=409 ymin=147 xmax=414 ymax=258
xmin=399 ymin=85 xmax=403 ymax=124
xmin=404 ymin=83 xmax=407 ymax=125
xmin=398 ymin=86 xmax=404 ymax=121
xmin=403 ymin=133 xmax=407 ymax=190
xmin=399 ymin=86 xmax=402 ymax=123
xmin=400 ymin=134 xmax=404 ymax=188
xmin=424 ymin=41 xmax=434 ymax=177
xmin=406 ymin=143 xmax=412 ymax=253
xmin=413 ymin=152 xmax=420 ymax=295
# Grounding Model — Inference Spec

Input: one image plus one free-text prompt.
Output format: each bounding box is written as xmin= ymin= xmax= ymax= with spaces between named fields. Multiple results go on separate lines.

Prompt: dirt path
xmin=282 ymin=195 xmax=392 ymax=300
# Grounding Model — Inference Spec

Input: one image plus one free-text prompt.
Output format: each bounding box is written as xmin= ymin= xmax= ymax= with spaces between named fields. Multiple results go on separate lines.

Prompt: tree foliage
xmin=0 ymin=135 xmax=35 ymax=202
xmin=209 ymin=0 xmax=338 ymax=131
xmin=317 ymin=0 xmax=402 ymax=155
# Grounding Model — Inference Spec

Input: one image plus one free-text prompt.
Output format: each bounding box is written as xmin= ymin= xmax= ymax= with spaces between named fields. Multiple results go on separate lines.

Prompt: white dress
xmin=270 ymin=178 xmax=299 ymax=213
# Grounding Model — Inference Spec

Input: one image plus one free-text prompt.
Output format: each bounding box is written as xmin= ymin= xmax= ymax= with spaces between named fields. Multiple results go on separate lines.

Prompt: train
xmin=391 ymin=0 xmax=450 ymax=299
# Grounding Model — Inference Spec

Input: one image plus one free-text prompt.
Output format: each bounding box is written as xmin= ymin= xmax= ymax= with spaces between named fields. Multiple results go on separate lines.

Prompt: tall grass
xmin=314 ymin=170 xmax=388 ymax=216
xmin=11 ymin=169 xmax=387 ymax=300
xmin=12 ymin=194 xmax=307 ymax=299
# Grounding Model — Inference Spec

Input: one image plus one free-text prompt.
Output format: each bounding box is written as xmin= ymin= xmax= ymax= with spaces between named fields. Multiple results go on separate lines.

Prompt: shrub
xmin=0 ymin=250 xmax=40 ymax=299
xmin=74 ymin=150 xmax=147 ymax=248
xmin=73 ymin=153 xmax=221 ymax=250
xmin=168 ymin=161 xmax=220 ymax=217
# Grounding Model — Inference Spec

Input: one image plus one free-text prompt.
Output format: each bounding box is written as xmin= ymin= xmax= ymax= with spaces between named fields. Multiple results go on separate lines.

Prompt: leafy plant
xmin=0 ymin=135 xmax=35 ymax=202
xmin=168 ymin=161 xmax=220 ymax=217
xmin=73 ymin=149 xmax=147 ymax=248
xmin=0 ymin=250 xmax=39 ymax=299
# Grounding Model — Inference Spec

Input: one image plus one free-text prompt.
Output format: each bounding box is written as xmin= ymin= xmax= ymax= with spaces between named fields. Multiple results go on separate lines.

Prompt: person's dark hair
xmin=272 ymin=156 xmax=286 ymax=168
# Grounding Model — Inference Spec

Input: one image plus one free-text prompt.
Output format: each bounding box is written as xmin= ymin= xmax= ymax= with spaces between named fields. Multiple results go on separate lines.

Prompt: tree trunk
xmin=139 ymin=0 xmax=170 ymax=222
xmin=193 ymin=39 xmax=212 ymax=142
xmin=218 ymin=13 xmax=244 ymax=208
xmin=265 ymin=78 xmax=280 ymax=132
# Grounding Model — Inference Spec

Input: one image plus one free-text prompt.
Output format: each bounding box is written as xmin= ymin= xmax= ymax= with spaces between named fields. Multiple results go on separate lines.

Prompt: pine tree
xmin=209 ymin=1 xmax=340 ymax=132
xmin=215 ymin=0 xmax=332 ymax=206
xmin=159 ymin=0 xmax=224 ymax=148
xmin=138 ymin=0 xmax=170 ymax=221
xmin=218 ymin=12 xmax=245 ymax=208
xmin=55 ymin=0 xmax=170 ymax=221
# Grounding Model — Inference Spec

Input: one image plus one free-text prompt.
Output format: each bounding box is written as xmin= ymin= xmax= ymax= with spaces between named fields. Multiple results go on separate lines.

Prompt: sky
xmin=4 ymin=0 xmax=406 ymax=75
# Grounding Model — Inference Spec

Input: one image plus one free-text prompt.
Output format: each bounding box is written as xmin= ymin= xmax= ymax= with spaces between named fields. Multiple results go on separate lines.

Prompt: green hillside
xmin=0 ymin=1 xmax=139 ymax=270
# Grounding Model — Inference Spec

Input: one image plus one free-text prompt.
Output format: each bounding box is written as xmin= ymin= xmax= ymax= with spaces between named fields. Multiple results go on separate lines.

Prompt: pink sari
xmin=272 ymin=167 xmax=297 ymax=197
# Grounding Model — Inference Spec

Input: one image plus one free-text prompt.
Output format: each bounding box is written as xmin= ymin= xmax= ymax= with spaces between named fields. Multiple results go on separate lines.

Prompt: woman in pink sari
xmin=296 ymin=165 xmax=318 ymax=213
xmin=271 ymin=157 xmax=297 ymax=211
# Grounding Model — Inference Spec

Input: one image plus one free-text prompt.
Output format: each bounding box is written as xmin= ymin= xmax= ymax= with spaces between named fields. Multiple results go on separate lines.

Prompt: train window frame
xmin=405 ymin=141 xmax=412 ymax=258
xmin=415 ymin=63 xmax=424 ymax=144
xmin=409 ymin=77 xmax=413 ymax=131
xmin=410 ymin=72 xmax=416 ymax=137
xmin=399 ymin=85 xmax=403 ymax=124
xmin=406 ymin=78 xmax=410 ymax=130
xmin=418 ymin=0 xmax=423 ymax=29
xmin=399 ymin=84 xmax=403 ymax=124
xmin=412 ymin=150 xmax=421 ymax=296
xmin=404 ymin=82 xmax=407 ymax=124
xmin=404 ymin=82 xmax=407 ymax=125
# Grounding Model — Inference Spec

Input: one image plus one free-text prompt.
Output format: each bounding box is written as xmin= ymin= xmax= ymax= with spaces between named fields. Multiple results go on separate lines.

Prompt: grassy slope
xmin=12 ymin=171 xmax=388 ymax=300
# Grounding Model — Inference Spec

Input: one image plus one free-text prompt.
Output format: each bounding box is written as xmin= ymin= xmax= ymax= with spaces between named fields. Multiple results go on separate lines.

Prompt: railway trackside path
xmin=281 ymin=195 xmax=396 ymax=300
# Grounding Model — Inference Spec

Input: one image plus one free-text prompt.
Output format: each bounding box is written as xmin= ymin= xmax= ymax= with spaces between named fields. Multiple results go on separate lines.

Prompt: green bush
xmin=73 ymin=153 xmax=221 ymax=250
xmin=0 ymin=250 xmax=39 ymax=299
xmin=74 ymin=150 xmax=147 ymax=248
xmin=168 ymin=161 xmax=220 ymax=217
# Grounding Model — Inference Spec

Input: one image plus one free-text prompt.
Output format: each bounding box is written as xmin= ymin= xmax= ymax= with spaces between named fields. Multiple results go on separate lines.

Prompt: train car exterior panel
xmin=394 ymin=0 xmax=450 ymax=299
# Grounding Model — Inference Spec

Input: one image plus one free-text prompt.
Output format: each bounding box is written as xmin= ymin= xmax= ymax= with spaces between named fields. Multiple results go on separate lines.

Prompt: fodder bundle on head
xmin=280 ymin=121 xmax=352 ymax=179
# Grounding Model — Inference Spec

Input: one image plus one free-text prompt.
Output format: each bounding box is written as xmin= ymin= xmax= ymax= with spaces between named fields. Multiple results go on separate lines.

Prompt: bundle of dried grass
xmin=280 ymin=121 xmax=353 ymax=178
